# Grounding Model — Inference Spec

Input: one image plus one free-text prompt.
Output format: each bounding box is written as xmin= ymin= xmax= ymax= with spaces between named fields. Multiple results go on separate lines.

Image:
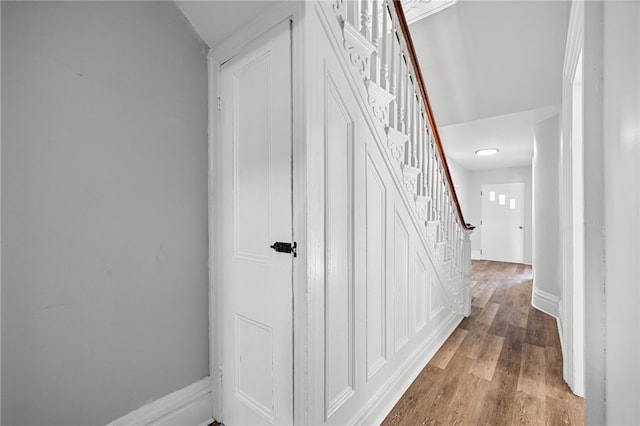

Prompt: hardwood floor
xmin=382 ymin=260 xmax=584 ymax=426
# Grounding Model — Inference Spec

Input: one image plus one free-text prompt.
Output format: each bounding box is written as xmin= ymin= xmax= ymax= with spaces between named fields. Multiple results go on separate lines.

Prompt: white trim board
xmin=1 ymin=3 xmax=3 ymax=422
xmin=531 ymin=286 xmax=560 ymax=318
xmin=559 ymin=0 xmax=586 ymax=398
xmin=106 ymin=377 xmax=213 ymax=426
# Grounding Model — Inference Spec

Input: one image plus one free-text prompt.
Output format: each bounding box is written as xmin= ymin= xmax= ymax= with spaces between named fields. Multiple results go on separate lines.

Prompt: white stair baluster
xmin=370 ymin=0 xmax=379 ymax=83
xmin=380 ymin=1 xmax=389 ymax=89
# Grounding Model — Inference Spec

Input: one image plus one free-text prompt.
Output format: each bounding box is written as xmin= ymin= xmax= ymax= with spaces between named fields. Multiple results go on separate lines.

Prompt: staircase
xmin=332 ymin=0 xmax=474 ymax=315
xmin=302 ymin=1 xmax=475 ymax=424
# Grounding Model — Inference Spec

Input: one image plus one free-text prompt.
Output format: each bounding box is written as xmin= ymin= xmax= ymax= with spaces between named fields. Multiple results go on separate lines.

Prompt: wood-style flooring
xmin=382 ymin=260 xmax=584 ymax=426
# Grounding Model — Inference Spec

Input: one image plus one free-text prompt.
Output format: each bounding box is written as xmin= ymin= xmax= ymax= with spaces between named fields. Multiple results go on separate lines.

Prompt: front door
xmin=481 ymin=182 xmax=525 ymax=263
xmin=219 ymin=20 xmax=293 ymax=425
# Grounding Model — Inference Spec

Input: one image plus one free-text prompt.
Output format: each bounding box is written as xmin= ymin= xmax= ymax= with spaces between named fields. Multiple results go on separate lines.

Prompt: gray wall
xmin=1 ymin=2 xmax=209 ymax=425
xmin=532 ymin=115 xmax=562 ymax=302
xmin=465 ymin=166 xmax=533 ymax=264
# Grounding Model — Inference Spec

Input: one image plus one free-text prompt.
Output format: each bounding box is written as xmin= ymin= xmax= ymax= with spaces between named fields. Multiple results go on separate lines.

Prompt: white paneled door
xmin=219 ymin=21 xmax=293 ymax=426
xmin=481 ymin=183 xmax=525 ymax=263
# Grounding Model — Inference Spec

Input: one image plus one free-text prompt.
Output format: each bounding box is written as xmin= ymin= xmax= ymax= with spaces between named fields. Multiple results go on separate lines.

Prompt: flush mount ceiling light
xmin=475 ymin=148 xmax=499 ymax=156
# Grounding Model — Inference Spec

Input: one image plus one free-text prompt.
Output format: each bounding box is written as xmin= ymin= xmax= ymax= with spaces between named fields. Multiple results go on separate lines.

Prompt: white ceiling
xmin=409 ymin=0 xmax=570 ymax=170
xmin=439 ymin=105 xmax=560 ymax=171
xmin=176 ymin=1 xmax=287 ymax=48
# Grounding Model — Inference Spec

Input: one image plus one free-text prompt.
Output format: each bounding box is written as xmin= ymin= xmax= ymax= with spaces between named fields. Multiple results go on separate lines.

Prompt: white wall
xmin=532 ymin=114 xmax=562 ymax=315
xmin=462 ymin=166 xmax=533 ymax=264
xmin=447 ymin=159 xmax=471 ymax=222
xmin=581 ymin=1 xmax=640 ymax=423
xmin=601 ymin=1 xmax=640 ymax=423
xmin=1 ymin=2 xmax=210 ymax=425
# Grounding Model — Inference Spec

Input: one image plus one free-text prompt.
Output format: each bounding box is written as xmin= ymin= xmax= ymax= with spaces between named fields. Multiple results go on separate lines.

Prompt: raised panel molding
xmin=324 ymin=71 xmax=356 ymax=419
xmin=366 ymin=153 xmax=388 ymax=380
xmin=233 ymin=53 xmax=273 ymax=263
xmin=414 ymin=253 xmax=429 ymax=333
xmin=394 ymin=210 xmax=410 ymax=352
xmin=235 ymin=315 xmax=275 ymax=422
xmin=429 ymin=277 xmax=446 ymax=321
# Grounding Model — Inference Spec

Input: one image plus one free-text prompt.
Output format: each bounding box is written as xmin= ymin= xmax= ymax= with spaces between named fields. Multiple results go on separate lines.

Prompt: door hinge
xmin=480 ymin=249 xmax=483 ymax=255
xmin=217 ymin=97 xmax=222 ymax=111
xmin=218 ymin=364 xmax=223 ymax=382
xmin=270 ymin=241 xmax=297 ymax=257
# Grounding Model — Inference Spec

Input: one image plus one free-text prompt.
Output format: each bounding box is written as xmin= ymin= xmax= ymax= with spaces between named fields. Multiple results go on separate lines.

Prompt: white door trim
xmin=0 ymin=3 xmax=3 ymax=421
xmin=560 ymin=0 xmax=585 ymax=397
xmin=207 ymin=3 xmax=306 ymax=423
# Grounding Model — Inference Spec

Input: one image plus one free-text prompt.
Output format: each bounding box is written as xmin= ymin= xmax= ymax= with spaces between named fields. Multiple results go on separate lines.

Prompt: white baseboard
xmin=531 ymin=286 xmax=560 ymax=318
xmin=107 ymin=377 xmax=213 ymax=426
xmin=351 ymin=312 xmax=462 ymax=425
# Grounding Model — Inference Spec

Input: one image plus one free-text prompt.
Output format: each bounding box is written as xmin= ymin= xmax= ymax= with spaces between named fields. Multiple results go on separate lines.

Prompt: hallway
xmin=382 ymin=260 xmax=584 ymax=425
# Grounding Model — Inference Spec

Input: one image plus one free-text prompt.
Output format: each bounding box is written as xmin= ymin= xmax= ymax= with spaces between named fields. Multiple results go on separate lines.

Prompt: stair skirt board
xmin=531 ymin=286 xmax=561 ymax=318
xmin=106 ymin=377 xmax=213 ymax=426
xmin=354 ymin=312 xmax=462 ymax=425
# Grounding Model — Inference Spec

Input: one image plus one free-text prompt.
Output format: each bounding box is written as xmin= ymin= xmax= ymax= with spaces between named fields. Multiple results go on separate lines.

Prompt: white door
xmin=481 ymin=182 xmax=525 ymax=263
xmin=219 ymin=21 xmax=293 ymax=426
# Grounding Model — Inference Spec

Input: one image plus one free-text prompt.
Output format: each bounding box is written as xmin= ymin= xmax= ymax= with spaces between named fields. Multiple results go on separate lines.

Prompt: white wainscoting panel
xmin=430 ymin=277 xmax=446 ymax=321
xmin=306 ymin=3 xmax=464 ymax=424
xmin=393 ymin=210 xmax=410 ymax=352
xmin=414 ymin=253 xmax=429 ymax=334
xmin=324 ymin=72 xmax=356 ymax=419
xmin=366 ymin=154 xmax=388 ymax=381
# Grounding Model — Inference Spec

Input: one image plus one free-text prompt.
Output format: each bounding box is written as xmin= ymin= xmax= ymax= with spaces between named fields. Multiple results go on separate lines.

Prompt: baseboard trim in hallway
xmin=106 ymin=377 xmax=213 ymax=426
xmin=382 ymin=260 xmax=584 ymax=425
xmin=532 ymin=286 xmax=561 ymax=318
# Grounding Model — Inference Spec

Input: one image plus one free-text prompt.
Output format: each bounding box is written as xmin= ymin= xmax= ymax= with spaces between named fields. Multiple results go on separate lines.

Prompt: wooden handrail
xmin=391 ymin=0 xmax=474 ymax=231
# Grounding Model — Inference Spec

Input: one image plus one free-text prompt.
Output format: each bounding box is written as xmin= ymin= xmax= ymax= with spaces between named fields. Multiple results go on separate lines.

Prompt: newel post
xmin=462 ymin=228 xmax=473 ymax=317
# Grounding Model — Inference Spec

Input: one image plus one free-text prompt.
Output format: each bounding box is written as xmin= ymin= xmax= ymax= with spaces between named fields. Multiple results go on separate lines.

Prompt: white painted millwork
xmin=202 ymin=0 xmax=472 ymax=424
xmin=600 ymin=1 xmax=640 ymax=423
xmin=559 ymin=0 xmax=585 ymax=398
xmin=304 ymin=1 xmax=472 ymax=424
xmin=219 ymin=21 xmax=293 ymax=425
xmin=480 ymin=182 xmax=525 ymax=264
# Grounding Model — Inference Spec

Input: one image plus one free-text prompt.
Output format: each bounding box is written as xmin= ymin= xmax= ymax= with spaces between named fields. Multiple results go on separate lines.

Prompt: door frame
xmin=560 ymin=0 xmax=585 ymax=398
xmin=208 ymin=3 xmax=306 ymax=423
